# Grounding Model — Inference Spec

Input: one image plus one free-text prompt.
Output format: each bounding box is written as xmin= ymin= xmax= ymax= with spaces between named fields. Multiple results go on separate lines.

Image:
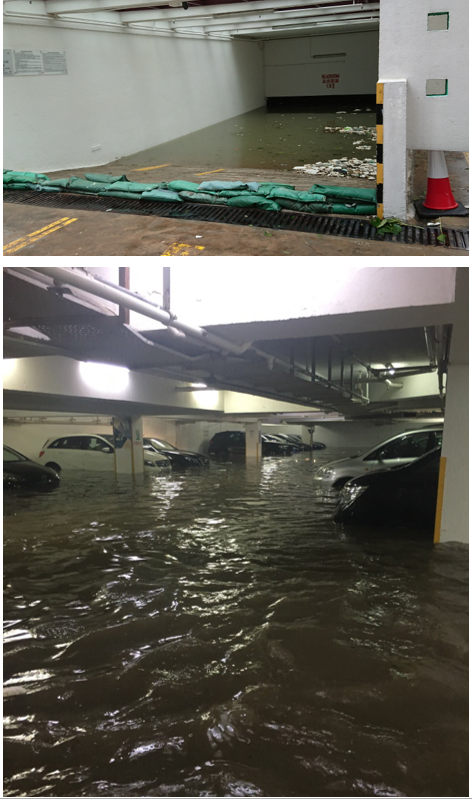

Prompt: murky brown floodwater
xmin=115 ymin=104 xmax=376 ymax=171
xmin=3 ymin=453 xmax=468 ymax=798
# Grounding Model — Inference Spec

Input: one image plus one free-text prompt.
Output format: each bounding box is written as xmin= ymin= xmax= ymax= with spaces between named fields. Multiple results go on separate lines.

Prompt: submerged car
xmin=4 ymin=445 xmax=60 ymax=492
xmin=143 ymin=437 xmax=210 ymax=469
xmin=333 ymin=446 xmax=441 ymax=530
xmin=314 ymin=427 xmax=443 ymax=489
xmin=274 ymin=433 xmax=326 ymax=451
xmin=208 ymin=430 xmax=293 ymax=458
xmin=37 ymin=434 xmax=171 ymax=473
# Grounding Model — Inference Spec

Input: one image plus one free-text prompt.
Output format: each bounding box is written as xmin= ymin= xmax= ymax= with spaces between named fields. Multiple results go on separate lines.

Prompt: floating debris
xmin=293 ymin=156 xmax=376 ymax=180
xmin=324 ymin=125 xmax=376 ymax=139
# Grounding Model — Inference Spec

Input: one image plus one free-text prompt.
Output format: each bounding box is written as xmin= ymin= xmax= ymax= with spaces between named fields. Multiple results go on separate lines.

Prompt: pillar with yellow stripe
xmin=376 ymin=82 xmax=384 ymax=220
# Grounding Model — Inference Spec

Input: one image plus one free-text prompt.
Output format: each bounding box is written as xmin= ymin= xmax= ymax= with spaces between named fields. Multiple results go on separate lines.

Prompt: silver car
xmin=314 ymin=427 xmax=443 ymax=489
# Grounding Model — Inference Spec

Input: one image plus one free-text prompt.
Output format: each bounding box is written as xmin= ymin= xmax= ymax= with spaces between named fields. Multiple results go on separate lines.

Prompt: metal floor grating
xmin=4 ymin=189 xmax=469 ymax=249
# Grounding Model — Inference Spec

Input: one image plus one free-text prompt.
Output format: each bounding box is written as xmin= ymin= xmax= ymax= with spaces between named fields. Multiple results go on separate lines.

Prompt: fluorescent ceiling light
xmin=79 ymin=361 xmax=129 ymax=393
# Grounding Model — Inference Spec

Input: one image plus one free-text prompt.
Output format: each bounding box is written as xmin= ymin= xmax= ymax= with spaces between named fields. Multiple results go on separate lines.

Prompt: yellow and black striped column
xmin=376 ymin=82 xmax=384 ymax=219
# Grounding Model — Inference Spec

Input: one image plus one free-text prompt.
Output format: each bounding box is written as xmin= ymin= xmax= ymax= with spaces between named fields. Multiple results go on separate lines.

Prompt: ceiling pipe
xmin=32 ymin=267 xmax=254 ymax=356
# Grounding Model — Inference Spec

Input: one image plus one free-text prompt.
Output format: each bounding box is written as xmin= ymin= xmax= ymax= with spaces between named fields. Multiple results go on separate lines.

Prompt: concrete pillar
xmin=112 ymin=415 xmax=144 ymax=475
xmin=436 ymin=365 xmax=468 ymax=543
xmin=245 ymin=421 xmax=261 ymax=461
xmin=381 ymin=78 xmax=408 ymax=221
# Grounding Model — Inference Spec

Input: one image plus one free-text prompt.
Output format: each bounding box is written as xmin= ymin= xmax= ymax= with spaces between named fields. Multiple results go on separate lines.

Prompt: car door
xmin=46 ymin=437 xmax=85 ymax=470
xmin=80 ymin=436 xmax=114 ymax=472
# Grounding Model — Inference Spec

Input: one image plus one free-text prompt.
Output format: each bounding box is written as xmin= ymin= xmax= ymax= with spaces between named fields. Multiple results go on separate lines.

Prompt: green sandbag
xmin=217 ymin=190 xmax=257 ymax=198
xmin=257 ymin=182 xmax=295 ymax=196
xmin=83 ymin=173 xmax=129 ymax=183
xmin=226 ymin=195 xmax=281 ymax=211
xmin=4 ymin=171 xmax=49 ymax=185
xmin=141 ymin=189 xmax=183 ymax=202
xmin=69 ymin=178 xmax=110 ymax=193
xmin=40 ymin=177 xmax=74 ymax=188
xmin=197 ymin=180 xmax=248 ymax=192
xmin=4 ymin=182 xmax=37 ymax=190
xmin=330 ymin=203 xmax=377 ymax=215
xmin=277 ymin=199 xmax=332 ymax=213
xmin=101 ymin=180 xmax=161 ymax=193
xmin=179 ymin=191 xmax=228 ymax=205
xmin=268 ymin=187 xmax=327 ymax=203
xmin=168 ymin=180 xmax=201 ymax=192
xmin=310 ymin=183 xmax=376 ymax=203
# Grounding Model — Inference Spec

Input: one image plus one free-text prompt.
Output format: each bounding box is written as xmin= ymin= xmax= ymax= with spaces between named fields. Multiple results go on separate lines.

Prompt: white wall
xmin=264 ymin=30 xmax=378 ymax=97
xmin=439 ymin=365 xmax=468 ymax=543
xmin=4 ymin=20 xmax=264 ymax=172
xmin=379 ymin=0 xmax=468 ymax=150
xmin=312 ymin=419 xmax=439 ymax=450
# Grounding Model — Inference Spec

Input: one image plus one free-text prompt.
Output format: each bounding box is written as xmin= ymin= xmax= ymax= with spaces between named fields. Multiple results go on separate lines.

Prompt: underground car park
xmin=3 ymin=266 xmax=468 ymax=798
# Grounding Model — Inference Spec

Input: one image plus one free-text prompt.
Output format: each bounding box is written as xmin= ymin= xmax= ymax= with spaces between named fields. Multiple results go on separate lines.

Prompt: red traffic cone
xmin=424 ymin=151 xmax=458 ymax=210
xmin=415 ymin=150 xmax=468 ymax=217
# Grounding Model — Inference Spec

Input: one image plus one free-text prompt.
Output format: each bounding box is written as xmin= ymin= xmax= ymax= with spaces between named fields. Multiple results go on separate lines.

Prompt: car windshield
xmin=3 ymin=446 xmax=28 ymax=463
xmin=101 ymin=435 xmax=114 ymax=444
xmin=148 ymin=438 xmax=177 ymax=451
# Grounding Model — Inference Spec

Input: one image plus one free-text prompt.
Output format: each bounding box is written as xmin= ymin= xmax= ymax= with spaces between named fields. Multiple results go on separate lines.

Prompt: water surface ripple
xmin=3 ymin=456 xmax=468 ymax=797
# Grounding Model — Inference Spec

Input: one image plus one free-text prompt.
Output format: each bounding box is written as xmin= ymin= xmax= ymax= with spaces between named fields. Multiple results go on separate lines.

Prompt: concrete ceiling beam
xmin=168 ymin=3 xmax=378 ymax=29
xmin=46 ymin=0 xmax=171 ymax=14
xmin=202 ymin=10 xmax=378 ymax=33
xmin=119 ymin=0 xmax=367 ymax=24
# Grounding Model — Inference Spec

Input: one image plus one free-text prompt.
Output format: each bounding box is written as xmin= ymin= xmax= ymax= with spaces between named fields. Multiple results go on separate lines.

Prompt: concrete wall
xmin=312 ymin=419 xmax=440 ymax=450
xmin=3 ymin=19 xmax=264 ymax=172
xmin=263 ymin=30 xmax=378 ymax=97
xmin=439 ymin=365 xmax=468 ymax=543
xmin=379 ymin=0 xmax=468 ymax=150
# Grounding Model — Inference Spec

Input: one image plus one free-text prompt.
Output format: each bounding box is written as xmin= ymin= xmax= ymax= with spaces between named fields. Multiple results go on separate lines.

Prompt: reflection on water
xmin=116 ymin=104 xmax=376 ymax=171
xmin=3 ymin=454 xmax=468 ymax=797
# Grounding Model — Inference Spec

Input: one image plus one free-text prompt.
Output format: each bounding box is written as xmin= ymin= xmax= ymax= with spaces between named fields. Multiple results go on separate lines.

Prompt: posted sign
xmin=322 ymin=73 xmax=339 ymax=89
xmin=3 ymin=50 xmax=67 ymax=76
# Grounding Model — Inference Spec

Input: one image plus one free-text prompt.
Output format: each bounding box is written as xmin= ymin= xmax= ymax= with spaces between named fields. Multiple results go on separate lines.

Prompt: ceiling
xmin=3 ymin=268 xmax=445 ymax=422
xmin=43 ymin=0 xmax=380 ymax=40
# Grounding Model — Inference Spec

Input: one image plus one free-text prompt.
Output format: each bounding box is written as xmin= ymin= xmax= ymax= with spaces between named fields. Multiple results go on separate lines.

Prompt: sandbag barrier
xmin=4 ymin=188 xmax=469 ymax=250
xmin=3 ymin=170 xmax=377 ymax=217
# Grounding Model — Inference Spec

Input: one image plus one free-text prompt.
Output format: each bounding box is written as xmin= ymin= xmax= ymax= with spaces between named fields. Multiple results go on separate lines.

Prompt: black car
xmin=4 ymin=445 xmax=60 ymax=492
xmin=333 ymin=446 xmax=441 ymax=530
xmin=143 ymin=437 xmax=210 ymax=469
xmin=208 ymin=431 xmax=293 ymax=458
xmin=274 ymin=433 xmax=326 ymax=451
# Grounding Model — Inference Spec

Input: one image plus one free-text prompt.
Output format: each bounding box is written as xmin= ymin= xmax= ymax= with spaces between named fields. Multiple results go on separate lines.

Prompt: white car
xmin=37 ymin=433 xmax=171 ymax=473
xmin=314 ymin=427 xmax=443 ymax=489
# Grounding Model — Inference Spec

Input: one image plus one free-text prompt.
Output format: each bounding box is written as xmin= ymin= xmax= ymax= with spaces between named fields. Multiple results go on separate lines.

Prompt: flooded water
xmin=3 ymin=454 xmax=469 ymax=798
xmin=116 ymin=104 xmax=376 ymax=171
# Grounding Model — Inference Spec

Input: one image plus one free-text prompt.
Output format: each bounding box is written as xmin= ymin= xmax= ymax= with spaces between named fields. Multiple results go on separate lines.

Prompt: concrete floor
xmin=4 ymin=159 xmax=468 ymax=258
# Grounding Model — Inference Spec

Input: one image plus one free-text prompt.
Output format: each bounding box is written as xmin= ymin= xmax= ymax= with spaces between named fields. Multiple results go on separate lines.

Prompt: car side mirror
xmin=103 ymin=446 xmax=112 ymax=453
xmin=377 ymin=449 xmax=387 ymax=460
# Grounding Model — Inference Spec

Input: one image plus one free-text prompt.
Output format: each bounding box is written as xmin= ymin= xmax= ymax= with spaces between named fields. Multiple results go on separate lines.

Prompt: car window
xmin=149 ymin=438 xmax=176 ymax=451
xmin=366 ymin=431 xmax=438 ymax=461
xmin=82 ymin=437 xmax=113 ymax=452
xmin=49 ymin=437 xmax=83 ymax=450
xmin=3 ymin=446 xmax=27 ymax=462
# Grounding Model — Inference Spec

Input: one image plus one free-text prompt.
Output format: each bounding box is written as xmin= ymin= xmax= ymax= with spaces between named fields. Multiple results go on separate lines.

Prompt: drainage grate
xmin=4 ymin=190 xmax=469 ymax=249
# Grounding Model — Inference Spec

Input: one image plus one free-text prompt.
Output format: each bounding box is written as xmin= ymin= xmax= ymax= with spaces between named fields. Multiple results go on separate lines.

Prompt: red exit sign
xmin=322 ymin=73 xmax=339 ymax=89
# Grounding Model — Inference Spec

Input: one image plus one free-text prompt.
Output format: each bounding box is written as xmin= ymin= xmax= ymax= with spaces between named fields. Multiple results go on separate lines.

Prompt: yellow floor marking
xmin=464 ymin=152 xmax=469 ymax=164
xmin=131 ymin=164 xmax=173 ymax=171
xmin=195 ymin=169 xmax=225 ymax=176
xmin=3 ymin=217 xmax=78 ymax=254
xmin=4 ymin=217 xmax=71 ymax=249
xmin=161 ymin=243 xmax=205 ymax=257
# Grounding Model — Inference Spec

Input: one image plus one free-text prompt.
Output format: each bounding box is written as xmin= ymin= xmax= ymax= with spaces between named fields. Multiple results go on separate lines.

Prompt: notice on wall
xmin=3 ymin=50 xmax=67 ymax=76
xmin=322 ymin=73 xmax=339 ymax=90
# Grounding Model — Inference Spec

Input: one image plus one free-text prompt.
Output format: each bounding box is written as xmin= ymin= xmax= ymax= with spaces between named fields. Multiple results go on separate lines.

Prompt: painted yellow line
xmin=377 ymin=163 xmax=384 ymax=183
xmin=464 ymin=152 xmax=469 ymax=164
xmin=376 ymin=82 xmax=383 ymax=103
xmin=376 ymin=124 xmax=383 ymax=144
xmin=131 ymin=164 xmax=173 ymax=171
xmin=195 ymin=169 xmax=225 ymax=176
xmin=4 ymin=218 xmax=78 ymax=254
xmin=377 ymin=203 xmax=384 ymax=220
xmin=433 ymin=456 xmax=447 ymax=543
xmin=161 ymin=243 xmax=205 ymax=257
xmin=3 ymin=217 xmax=72 ymax=249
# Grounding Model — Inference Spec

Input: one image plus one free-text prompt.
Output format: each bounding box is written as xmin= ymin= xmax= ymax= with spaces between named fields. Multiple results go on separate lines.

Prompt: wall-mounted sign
xmin=3 ymin=50 xmax=67 ymax=76
xmin=322 ymin=73 xmax=339 ymax=89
